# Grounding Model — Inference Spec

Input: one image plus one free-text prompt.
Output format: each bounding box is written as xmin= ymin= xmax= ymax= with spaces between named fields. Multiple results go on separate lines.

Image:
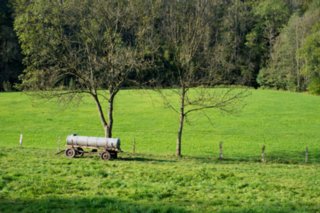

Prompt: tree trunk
xmin=104 ymin=125 xmax=109 ymax=138
xmin=176 ymin=111 xmax=185 ymax=157
xmin=91 ymin=93 xmax=109 ymax=138
xmin=176 ymin=87 xmax=186 ymax=157
xmin=107 ymin=92 xmax=116 ymax=138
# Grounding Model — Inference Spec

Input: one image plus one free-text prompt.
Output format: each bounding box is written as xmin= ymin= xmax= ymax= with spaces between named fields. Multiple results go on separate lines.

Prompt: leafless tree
xmin=156 ymin=0 xmax=249 ymax=157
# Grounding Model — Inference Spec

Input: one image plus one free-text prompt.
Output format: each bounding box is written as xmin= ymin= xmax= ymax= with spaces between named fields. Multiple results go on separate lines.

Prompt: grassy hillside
xmin=1 ymin=89 xmax=320 ymax=161
xmin=1 ymin=89 xmax=320 ymax=212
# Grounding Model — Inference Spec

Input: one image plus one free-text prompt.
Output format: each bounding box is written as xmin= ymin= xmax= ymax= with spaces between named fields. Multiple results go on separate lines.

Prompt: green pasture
xmin=0 ymin=148 xmax=320 ymax=212
xmin=1 ymin=89 xmax=320 ymax=161
xmin=1 ymin=89 xmax=320 ymax=212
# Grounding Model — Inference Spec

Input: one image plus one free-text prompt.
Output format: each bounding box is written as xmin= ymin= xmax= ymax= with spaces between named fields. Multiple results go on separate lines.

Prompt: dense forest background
xmin=0 ymin=0 xmax=319 ymax=94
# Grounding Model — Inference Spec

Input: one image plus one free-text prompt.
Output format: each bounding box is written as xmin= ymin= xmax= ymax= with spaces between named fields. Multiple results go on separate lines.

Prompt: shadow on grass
xmin=218 ymin=203 xmax=320 ymax=213
xmin=0 ymin=152 xmax=6 ymax=158
xmin=68 ymin=153 xmax=177 ymax=163
xmin=1 ymin=197 xmax=318 ymax=213
xmin=118 ymin=156 xmax=176 ymax=163
xmin=259 ymin=149 xmax=320 ymax=164
xmin=53 ymin=149 xmax=176 ymax=163
xmin=182 ymin=150 xmax=320 ymax=165
xmin=2 ymin=146 xmax=320 ymax=165
xmin=74 ymin=150 xmax=320 ymax=165
xmin=0 ymin=197 xmax=187 ymax=213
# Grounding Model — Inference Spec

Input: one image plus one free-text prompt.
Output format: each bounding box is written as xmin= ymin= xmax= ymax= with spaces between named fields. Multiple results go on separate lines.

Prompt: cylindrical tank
xmin=66 ymin=135 xmax=121 ymax=150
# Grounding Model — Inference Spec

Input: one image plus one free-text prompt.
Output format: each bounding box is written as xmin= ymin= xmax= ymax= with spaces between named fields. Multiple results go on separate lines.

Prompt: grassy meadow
xmin=1 ymin=89 xmax=320 ymax=212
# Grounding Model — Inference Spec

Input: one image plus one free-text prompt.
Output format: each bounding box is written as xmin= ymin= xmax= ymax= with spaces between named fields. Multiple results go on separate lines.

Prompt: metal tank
xmin=66 ymin=134 xmax=121 ymax=150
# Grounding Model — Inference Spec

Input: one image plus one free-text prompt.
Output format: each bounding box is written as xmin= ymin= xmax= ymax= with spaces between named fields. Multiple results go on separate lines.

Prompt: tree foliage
xmin=14 ymin=0 xmax=153 ymax=137
xmin=258 ymin=0 xmax=320 ymax=92
xmin=0 ymin=0 xmax=317 ymax=94
xmin=299 ymin=23 xmax=320 ymax=94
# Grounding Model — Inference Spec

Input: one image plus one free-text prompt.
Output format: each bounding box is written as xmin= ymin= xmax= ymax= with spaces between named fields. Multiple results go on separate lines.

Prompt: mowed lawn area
xmin=1 ymin=89 xmax=320 ymax=212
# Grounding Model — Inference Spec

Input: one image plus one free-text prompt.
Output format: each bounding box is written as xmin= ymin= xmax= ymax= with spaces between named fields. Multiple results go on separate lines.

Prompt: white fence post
xmin=19 ymin=133 xmax=23 ymax=146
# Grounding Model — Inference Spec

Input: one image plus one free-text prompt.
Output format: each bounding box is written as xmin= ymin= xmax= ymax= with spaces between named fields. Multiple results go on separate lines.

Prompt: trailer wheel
xmin=65 ymin=148 xmax=76 ymax=158
xmin=76 ymin=147 xmax=84 ymax=157
xmin=100 ymin=151 xmax=111 ymax=160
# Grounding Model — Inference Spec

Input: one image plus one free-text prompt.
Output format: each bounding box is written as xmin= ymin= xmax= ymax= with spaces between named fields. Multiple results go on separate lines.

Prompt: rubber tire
xmin=100 ymin=151 xmax=111 ymax=160
xmin=65 ymin=148 xmax=76 ymax=158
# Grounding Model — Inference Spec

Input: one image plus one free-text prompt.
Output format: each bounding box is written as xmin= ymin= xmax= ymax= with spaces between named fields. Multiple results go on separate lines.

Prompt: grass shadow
xmin=180 ymin=150 xmax=320 ymax=165
xmin=265 ymin=150 xmax=318 ymax=164
xmin=3 ymin=146 xmax=319 ymax=165
xmin=118 ymin=154 xmax=177 ymax=163
xmin=68 ymin=150 xmax=320 ymax=165
xmin=1 ymin=196 xmax=318 ymax=213
xmin=0 ymin=152 xmax=6 ymax=158
xmin=0 ymin=196 xmax=188 ymax=213
xmin=68 ymin=152 xmax=178 ymax=163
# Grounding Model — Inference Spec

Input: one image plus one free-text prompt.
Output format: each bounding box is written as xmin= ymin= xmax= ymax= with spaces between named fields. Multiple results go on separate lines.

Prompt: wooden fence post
xmin=219 ymin=142 xmax=223 ymax=160
xmin=261 ymin=145 xmax=266 ymax=163
xmin=132 ymin=138 xmax=136 ymax=154
xmin=305 ymin=146 xmax=308 ymax=163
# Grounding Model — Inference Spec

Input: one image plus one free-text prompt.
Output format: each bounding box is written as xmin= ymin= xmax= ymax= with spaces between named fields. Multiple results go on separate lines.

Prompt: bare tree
xmin=15 ymin=0 xmax=154 ymax=137
xmin=156 ymin=0 xmax=249 ymax=157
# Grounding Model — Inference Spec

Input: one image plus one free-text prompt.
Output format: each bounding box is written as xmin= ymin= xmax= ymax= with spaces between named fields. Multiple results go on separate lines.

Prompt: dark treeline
xmin=0 ymin=0 xmax=319 ymax=94
xmin=0 ymin=0 xmax=23 ymax=91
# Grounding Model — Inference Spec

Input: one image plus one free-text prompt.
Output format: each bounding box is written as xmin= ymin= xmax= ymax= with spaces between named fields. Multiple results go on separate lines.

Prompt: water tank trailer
xmin=65 ymin=134 xmax=121 ymax=160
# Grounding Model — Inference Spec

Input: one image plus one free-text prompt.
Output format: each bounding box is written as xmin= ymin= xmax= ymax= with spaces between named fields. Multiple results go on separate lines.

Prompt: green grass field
xmin=1 ymin=89 xmax=320 ymax=212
